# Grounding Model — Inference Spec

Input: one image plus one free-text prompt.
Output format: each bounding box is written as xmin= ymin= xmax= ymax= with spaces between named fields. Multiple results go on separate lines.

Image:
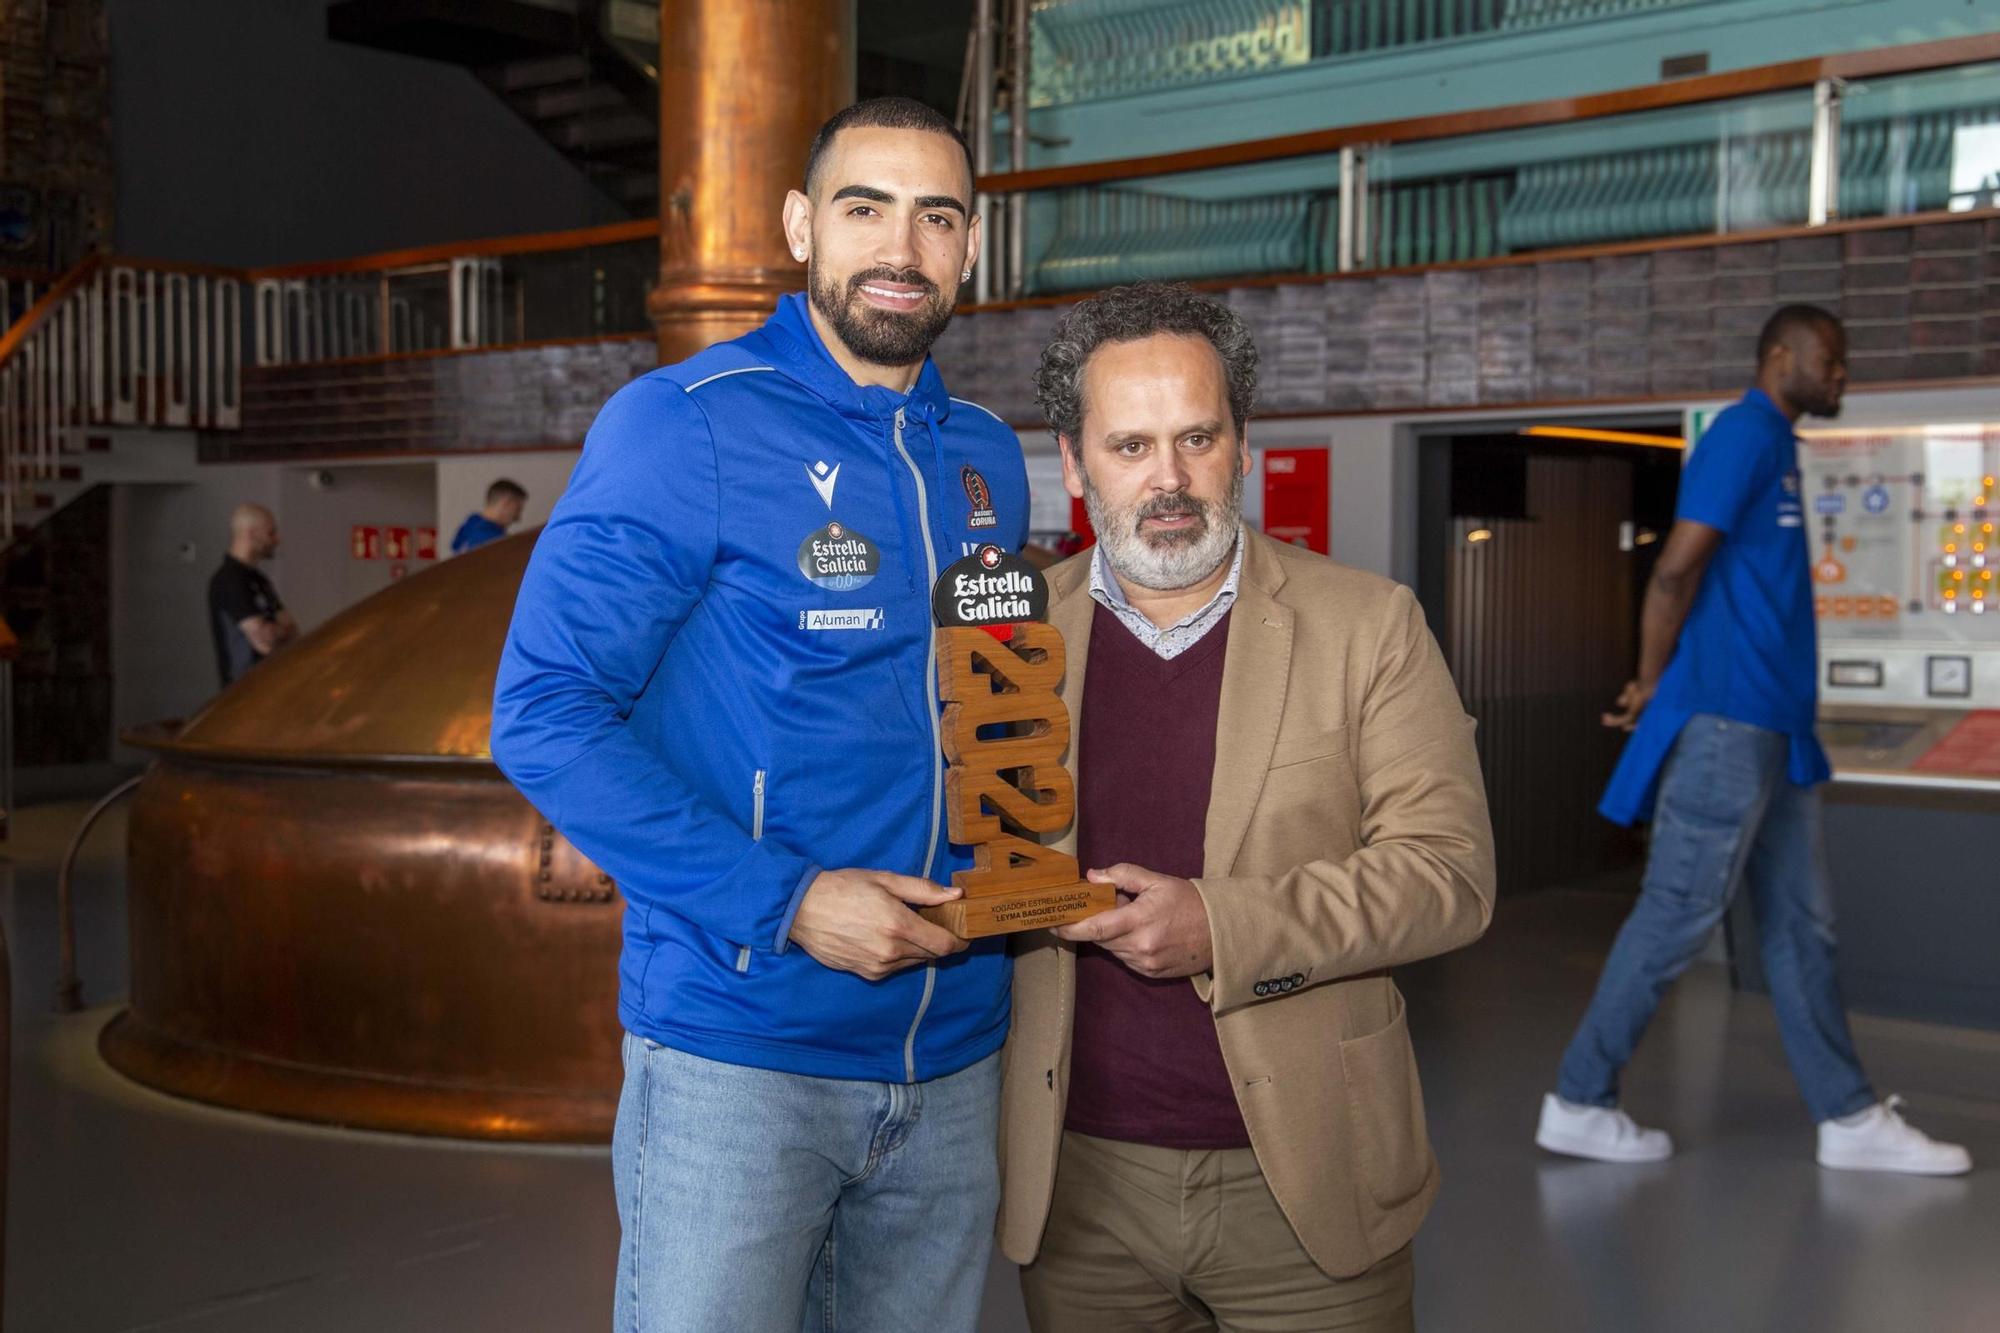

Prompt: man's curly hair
xmin=1033 ymin=282 xmax=1259 ymax=451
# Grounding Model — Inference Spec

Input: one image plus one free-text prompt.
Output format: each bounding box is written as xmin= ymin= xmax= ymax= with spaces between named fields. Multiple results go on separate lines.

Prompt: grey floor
xmin=5 ymin=799 xmax=1996 ymax=1333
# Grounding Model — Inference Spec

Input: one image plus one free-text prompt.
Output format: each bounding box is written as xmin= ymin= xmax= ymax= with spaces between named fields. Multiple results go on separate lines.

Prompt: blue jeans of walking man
xmin=1557 ymin=714 xmax=1875 ymax=1123
xmin=612 ymin=1037 xmax=1002 ymax=1333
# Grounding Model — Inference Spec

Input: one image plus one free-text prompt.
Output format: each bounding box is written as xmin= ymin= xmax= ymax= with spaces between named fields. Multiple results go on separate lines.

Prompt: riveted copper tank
xmin=109 ymin=530 xmax=622 ymax=1142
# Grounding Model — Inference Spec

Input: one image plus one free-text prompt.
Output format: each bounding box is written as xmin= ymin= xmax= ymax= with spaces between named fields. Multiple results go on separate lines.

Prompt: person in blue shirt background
xmin=450 ymin=478 xmax=526 ymax=553
xmin=1534 ymin=305 xmax=1970 ymax=1176
xmin=492 ymin=97 xmax=1028 ymax=1332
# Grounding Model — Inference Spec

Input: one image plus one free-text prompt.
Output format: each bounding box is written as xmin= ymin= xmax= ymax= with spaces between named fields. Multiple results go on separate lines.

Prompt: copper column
xmin=650 ymin=0 xmax=856 ymax=363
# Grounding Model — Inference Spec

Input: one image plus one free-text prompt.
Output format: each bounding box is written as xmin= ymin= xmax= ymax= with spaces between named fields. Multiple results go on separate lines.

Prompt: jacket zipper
xmin=738 ymin=768 xmax=766 ymax=974
xmin=891 ymin=405 xmax=943 ymax=1082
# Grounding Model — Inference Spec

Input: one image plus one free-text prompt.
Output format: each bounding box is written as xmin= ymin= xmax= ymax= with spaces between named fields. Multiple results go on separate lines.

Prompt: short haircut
xmin=1756 ymin=304 xmax=1842 ymax=364
xmin=486 ymin=478 xmax=527 ymax=503
xmin=804 ymin=96 xmax=974 ymax=198
xmin=1035 ymin=282 xmax=1259 ymax=448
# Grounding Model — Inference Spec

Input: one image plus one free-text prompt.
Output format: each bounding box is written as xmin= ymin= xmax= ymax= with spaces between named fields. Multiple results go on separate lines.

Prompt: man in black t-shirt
xmin=208 ymin=503 xmax=297 ymax=687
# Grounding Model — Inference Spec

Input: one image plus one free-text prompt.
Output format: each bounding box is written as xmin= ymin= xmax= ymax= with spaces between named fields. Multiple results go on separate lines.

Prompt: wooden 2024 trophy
xmin=918 ymin=545 xmax=1116 ymax=938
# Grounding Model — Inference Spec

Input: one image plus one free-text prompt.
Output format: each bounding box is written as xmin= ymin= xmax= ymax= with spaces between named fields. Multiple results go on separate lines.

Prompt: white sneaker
xmin=1535 ymin=1092 xmax=1674 ymax=1163
xmin=1816 ymin=1096 xmax=1972 ymax=1176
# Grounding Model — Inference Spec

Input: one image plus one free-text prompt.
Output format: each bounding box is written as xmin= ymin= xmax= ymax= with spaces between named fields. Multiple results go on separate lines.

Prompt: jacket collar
xmin=760 ymin=292 xmax=953 ymax=427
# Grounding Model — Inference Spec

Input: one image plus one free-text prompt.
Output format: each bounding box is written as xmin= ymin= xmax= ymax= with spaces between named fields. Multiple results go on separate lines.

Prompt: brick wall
xmin=205 ymin=217 xmax=2000 ymax=463
xmin=931 ymin=216 xmax=2000 ymax=425
xmin=211 ymin=338 xmax=657 ymax=463
xmin=0 ymin=0 xmax=112 ymax=271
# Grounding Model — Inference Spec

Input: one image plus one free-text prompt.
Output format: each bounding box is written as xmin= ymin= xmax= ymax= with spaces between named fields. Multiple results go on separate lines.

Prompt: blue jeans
xmin=1558 ymin=714 xmax=1875 ymax=1124
xmin=611 ymin=1036 xmax=1001 ymax=1333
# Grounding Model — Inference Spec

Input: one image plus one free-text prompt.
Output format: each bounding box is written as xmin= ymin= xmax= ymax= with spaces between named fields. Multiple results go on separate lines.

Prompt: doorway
xmin=1416 ymin=420 xmax=1683 ymax=895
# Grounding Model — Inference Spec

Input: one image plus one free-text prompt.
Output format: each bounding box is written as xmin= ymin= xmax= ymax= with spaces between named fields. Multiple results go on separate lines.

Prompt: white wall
xmin=436 ymin=450 xmax=581 ymax=549
xmin=111 ymin=468 xmax=284 ymax=755
xmin=277 ymin=463 xmax=439 ymax=632
xmin=109 ymin=460 xmax=437 ymax=759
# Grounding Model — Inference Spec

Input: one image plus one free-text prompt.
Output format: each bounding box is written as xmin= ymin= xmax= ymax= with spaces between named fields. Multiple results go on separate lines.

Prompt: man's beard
xmin=809 ymin=261 xmax=957 ymax=367
xmin=1082 ymin=458 xmax=1244 ymax=592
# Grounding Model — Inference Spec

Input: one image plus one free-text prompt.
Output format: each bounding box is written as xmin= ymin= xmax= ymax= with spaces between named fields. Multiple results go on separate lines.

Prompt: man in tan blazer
xmin=999 ymin=282 xmax=1496 ymax=1332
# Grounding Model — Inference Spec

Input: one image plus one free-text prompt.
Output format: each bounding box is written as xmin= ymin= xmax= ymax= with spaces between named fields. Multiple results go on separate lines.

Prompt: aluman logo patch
xmin=799 ymin=607 xmax=885 ymax=631
xmin=797 ymin=521 xmax=882 ymax=591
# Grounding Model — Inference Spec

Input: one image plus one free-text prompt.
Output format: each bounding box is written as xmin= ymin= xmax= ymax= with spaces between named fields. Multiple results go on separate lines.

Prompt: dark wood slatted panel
xmin=1448 ymin=452 xmax=1643 ymax=893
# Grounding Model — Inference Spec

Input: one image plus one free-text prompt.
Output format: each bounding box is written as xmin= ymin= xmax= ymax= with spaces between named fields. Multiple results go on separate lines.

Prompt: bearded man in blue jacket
xmin=492 ymin=97 xmax=1027 ymax=1332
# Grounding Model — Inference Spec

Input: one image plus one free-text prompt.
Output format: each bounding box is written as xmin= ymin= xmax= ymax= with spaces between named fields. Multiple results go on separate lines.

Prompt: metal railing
xmin=0 ymin=256 xmax=244 ymax=538
xmin=245 ymin=218 xmax=657 ymax=365
xmin=972 ymin=33 xmax=2000 ymax=300
xmin=0 ymin=220 xmax=662 ymax=539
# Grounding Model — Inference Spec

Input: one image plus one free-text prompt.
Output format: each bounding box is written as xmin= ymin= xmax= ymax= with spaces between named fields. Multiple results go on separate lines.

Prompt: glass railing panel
xmin=1021 ymin=154 xmax=1342 ymax=295
xmin=1835 ymin=59 xmax=2000 ymax=220
xmin=1369 ymin=88 xmax=1818 ymax=262
xmin=1015 ymin=89 xmax=1829 ymax=295
xmin=496 ymin=236 xmax=656 ymax=343
xmin=1027 ymin=0 xmax=1712 ymax=106
xmin=1031 ymin=0 xmax=1312 ymax=107
xmin=254 ymin=229 xmax=656 ymax=367
xmin=383 ymin=267 xmax=454 ymax=354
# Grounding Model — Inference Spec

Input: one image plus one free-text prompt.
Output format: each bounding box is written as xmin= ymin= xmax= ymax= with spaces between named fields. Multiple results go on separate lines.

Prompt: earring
xmin=961 ymin=269 xmax=972 ymax=282
xmin=793 ymin=249 xmax=806 ymax=261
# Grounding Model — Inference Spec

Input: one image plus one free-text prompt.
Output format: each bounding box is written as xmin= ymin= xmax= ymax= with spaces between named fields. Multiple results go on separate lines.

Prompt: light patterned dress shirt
xmin=1086 ymin=526 xmax=1245 ymax=660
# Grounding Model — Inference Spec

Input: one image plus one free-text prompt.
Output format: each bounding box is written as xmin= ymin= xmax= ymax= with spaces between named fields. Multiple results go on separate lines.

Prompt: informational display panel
xmin=1798 ymin=422 xmax=2000 ymax=644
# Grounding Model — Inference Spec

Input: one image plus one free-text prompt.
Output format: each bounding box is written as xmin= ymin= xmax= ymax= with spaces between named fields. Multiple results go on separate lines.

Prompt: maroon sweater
xmin=1064 ymin=602 xmax=1250 ymax=1149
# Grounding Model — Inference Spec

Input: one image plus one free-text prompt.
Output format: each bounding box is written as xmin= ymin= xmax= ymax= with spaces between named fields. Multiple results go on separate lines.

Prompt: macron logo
xmin=808 ymin=460 xmax=840 ymax=509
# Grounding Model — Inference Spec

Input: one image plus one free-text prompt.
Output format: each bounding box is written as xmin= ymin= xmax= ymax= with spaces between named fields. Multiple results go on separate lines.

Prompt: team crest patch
xmin=962 ymin=464 xmax=998 ymax=529
xmin=798 ymin=521 xmax=882 ymax=591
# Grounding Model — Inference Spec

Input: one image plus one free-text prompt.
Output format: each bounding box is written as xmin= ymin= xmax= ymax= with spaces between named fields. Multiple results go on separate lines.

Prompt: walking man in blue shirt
xmin=492 ymin=97 xmax=1028 ymax=1330
xmin=1535 ymin=305 xmax=1970 ymax=1175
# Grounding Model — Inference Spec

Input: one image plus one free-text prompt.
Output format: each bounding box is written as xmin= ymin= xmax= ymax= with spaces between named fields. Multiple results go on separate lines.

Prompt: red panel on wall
xmin=351 ymin=526 xmax=380 ymax=560
xmin=415 ymin=526 xmax=439 ymax=560
xmin=385 ymin=526 xmax=412 ymax=561
xmin=1262 ymin=448 xmax=1329 ymax=554
xmin=1069 ymin=495 xmax=1095 ymax=551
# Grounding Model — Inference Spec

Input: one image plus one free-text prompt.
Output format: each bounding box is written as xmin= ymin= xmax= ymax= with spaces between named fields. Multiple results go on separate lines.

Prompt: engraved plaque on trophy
xmin=918 ymin=545 xmax=1116 ymax=938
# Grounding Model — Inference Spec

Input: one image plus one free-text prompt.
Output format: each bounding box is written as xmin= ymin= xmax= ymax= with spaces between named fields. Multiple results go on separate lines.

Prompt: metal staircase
xmin=326 ymin=0 xmax=664 ymax=216
xmin=325 ymin=0 xmax=982 ymax=221
xmin=0 ymin=256 xmax=239 ymax=545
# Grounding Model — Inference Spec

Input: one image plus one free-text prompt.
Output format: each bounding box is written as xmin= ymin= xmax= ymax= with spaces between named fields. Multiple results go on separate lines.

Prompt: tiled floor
xmin=4 ymin=799 xmax=1995 ymax=1332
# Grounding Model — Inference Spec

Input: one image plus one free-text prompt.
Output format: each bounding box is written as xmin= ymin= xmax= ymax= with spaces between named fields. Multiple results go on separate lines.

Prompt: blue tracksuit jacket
xmin=491 ymin=293 xmax=1028 ymax=1082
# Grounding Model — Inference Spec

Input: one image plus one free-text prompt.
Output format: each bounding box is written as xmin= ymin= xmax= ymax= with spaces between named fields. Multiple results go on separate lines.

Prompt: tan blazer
xmin=996 ymin=528 xmax=1497 ymax=1280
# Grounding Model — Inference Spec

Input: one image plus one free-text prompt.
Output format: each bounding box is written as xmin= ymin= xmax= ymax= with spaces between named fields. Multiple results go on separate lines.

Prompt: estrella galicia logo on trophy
xmin=798 ymin=520 xmax=882 ymax=591
xmin=932 ymin=543 xmax=1049 ymax=627
xmin=962 ymin=463 xmax=998 ymax=529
